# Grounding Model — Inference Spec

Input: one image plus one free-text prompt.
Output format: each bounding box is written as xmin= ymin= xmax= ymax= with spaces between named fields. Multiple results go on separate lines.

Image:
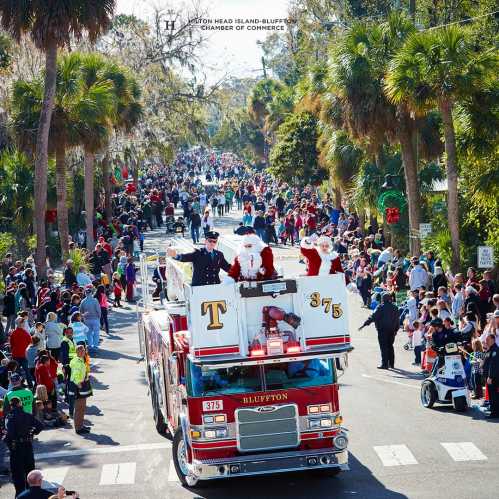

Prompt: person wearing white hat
xmin=226 ymin=233 xmax=276 ymax=282
xmin=300 ymin=234 xmax=343 ymax=277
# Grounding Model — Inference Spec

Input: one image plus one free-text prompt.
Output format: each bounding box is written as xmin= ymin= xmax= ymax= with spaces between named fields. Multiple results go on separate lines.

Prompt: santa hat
xmin=240 ymin=234 xmax=265 ymax=252
xmin=316 ymin=235 xmax=332 ymax=247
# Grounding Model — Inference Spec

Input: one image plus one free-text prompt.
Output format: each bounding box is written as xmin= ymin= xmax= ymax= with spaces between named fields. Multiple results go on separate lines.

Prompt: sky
xmin=116 ymin=0 xmax=290 ymax=84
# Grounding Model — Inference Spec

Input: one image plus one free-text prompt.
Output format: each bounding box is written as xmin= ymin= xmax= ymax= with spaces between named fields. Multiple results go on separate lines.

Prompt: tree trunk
xmin=102 ymin=152 xmax=112 ymax=221
xmin=334 ymin=187 xmax=342 ymax=209
xmin=358 ymin=209 xmax=366 ymax=233
xmin=55 ymin=143 xmax=70 ymax=259
xmin=34 ymin=41 xmax=58 ymax=277
xmin=439 ymin=100 xmax=461 ymax=272
xmin=398 ymin=117 xmax=421 ymax=257
xmin=84 ymin=151 xmax=96 ymax=250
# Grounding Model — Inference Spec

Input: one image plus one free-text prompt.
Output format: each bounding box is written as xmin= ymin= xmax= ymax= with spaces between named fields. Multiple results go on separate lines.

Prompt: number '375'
xmin=309 ymin=292 xmax=343 ymax=318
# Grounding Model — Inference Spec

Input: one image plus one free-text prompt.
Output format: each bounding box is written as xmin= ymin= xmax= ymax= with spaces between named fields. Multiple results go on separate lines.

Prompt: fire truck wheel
xmin=173 ymin=428 xmax=193 ymax=487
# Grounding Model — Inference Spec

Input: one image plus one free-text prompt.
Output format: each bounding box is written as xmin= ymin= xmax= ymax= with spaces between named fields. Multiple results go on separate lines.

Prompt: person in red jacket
xmin=35 ymin=354 xmax=58 ymax=411
xmin=10 ymin=318 xmax=32 ymax=387
xmin=227 ymin=233 xmax=276 ymax=282
xmin=300 ymin=234 xmax=344 ymax=277
xmin=35 ymin=356 xmax=54 ymax=394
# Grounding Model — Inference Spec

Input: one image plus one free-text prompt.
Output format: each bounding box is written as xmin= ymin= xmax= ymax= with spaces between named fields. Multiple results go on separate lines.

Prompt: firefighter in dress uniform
xmin=167 ymin=231 xmax=231 ymax=286
xmin=3 ymin=396 xmax=43 ymax=496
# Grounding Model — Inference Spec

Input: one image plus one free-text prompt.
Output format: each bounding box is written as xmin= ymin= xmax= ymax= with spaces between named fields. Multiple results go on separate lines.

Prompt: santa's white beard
xmin=238 ymin=250 xmax=263 ymax=278
xmin=318 ymin=250 xmax=332 ymax=275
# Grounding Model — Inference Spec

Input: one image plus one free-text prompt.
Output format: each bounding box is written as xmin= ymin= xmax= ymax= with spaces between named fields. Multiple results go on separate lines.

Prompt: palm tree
xmin=73 ymin=54 xmax=117 ymax=251
xmin=11 ymin=52 xmax=116 ymax=258
xmin=0 ymin=0 xmax=116 ymax=275
xmin=385 ymin=26 xmax=497 ymax=271
xmin=329 ymin=13 xmax=425 ymax=255
xmin=100 ymin=62 xmax=143 ymax=220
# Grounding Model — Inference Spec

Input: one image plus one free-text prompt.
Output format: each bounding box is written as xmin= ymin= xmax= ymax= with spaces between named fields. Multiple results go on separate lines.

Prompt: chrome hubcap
xmin=177 ymin=439 xmax=189 ymax=476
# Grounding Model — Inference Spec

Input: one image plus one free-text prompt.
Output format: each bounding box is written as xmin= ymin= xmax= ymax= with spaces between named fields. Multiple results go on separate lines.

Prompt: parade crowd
xmin=0 ymin=147 xmax=498 ymax=497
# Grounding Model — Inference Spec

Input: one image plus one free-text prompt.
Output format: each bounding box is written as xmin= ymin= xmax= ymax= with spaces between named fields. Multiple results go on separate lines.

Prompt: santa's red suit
xmin=300 ymin=236 xmax=344 ymax=276
xmin=227 ymin=234 xmax=276 ymax=282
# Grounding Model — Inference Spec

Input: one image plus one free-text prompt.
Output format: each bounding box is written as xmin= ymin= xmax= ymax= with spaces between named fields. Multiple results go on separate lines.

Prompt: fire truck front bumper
xmin=189 ymin=448 xmax=349 ymax=481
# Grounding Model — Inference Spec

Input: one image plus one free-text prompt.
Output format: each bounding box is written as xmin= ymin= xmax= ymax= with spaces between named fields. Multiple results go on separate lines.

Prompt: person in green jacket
xmin=69 ymin=345 xmax=91 ymax=435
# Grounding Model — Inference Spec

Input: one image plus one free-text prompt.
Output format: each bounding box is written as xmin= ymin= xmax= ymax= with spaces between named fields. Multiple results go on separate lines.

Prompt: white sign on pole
xmin=419 ymin=223 xmax=432 ymax=238
xmin=477 ymin=246 xmax=494 ymax=268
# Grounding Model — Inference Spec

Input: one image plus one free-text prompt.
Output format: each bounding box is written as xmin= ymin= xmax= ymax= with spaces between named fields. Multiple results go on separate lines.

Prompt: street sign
xmin=477 ymin=246 xmax=494 ymax=268
xmin=419 ymin=223 xmax=432 ymax=238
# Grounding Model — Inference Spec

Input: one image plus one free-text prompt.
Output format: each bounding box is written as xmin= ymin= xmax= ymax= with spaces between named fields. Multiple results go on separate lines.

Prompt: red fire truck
xmin=138 ymin=248 xmax=352 ymax=487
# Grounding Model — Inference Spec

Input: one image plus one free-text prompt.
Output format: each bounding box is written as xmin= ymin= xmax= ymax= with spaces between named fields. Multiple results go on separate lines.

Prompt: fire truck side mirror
xmin=335 ymin=354 xmax=348 ymax=377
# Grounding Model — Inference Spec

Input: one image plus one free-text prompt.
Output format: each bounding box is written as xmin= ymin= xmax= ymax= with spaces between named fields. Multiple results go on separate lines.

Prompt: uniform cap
xmin=205 ymin=231 xmax=219 ymax=240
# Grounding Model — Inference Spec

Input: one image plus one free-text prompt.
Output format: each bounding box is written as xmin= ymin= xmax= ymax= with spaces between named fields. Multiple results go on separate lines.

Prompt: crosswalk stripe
xmin=168 ymin=459 xmax=179 ymax=482
xmin=34 ymin=442 xmax=171 ymax=460
xmin=373 ymin=445 xmax=418 ymax=466
xmin=99 ymin=462 xmax=137 ymax=485
xmin=441 ymin=442 xmax=487 ymax=462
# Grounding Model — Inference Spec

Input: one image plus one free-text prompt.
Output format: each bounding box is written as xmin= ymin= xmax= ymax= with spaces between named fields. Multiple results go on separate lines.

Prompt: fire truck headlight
xmin=308 ymin=405 xmax=320 ymax=415
xmin=203 ymin=415 xmax=214 ymax=424
xmin=309 ymin=419 xmax=321 ymax=429
xmin=334 ymin=415 xmax=343 ymax=425
xmin=333 ymin=434 xmax=348 ymax=450
xmin=214 ymin=414 xmax=226 ymax=423
xmin=320 ymin=418 xmax=333 ymax=428
xmin=204 ymin=430 xmax=216 ymax=439
xmin=191 ymin=430 xmax=201 ymax=439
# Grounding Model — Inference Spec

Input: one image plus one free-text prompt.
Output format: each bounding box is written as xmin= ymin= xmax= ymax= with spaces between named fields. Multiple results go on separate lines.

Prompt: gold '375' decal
xmin=309 ymin=292 xmax=342 ymax=318
xmin=201 ymin=300 xmax=227 ymax=330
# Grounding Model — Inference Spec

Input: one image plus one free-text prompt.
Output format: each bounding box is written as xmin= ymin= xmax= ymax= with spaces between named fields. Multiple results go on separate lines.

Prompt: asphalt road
xmin=1 ymin=208 xmax=498 ymax=499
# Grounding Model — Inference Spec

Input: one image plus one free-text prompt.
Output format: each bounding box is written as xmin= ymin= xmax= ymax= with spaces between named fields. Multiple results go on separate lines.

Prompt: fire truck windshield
xmin=189 ymin=364 xmax=261 ymax=396
xmin=187 ymin=359 xmax=335 ymax=396
xmin=265 ymin=359 xmax=335 ymax=390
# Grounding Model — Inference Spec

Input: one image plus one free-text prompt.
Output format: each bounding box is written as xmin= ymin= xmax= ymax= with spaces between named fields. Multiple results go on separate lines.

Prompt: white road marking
xmin=100 ymin=462 xmax=136 ymax=485
xmin=35 ymin=442 xmax=171 ymax=460
xmin=441 ymin=442 xmax=487 ymax=462
xmin=168 ymin=459 xmax=179 ymax=482
xmin=362 ymin=374 xmax=420 ymax=390
xmin=42 ymin=466 xmax=69 ymax=483
xmin=373 ymin=445 xmax=418 ymax=466
xmin=41 ymin=466 xmax=69 ymax=488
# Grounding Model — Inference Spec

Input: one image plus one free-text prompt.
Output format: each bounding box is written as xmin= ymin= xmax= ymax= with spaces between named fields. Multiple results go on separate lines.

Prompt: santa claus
xmin=227 ymin=234 xmax=276 ymax=282
xmin=300 ymin=234 xmax=344 ymax=276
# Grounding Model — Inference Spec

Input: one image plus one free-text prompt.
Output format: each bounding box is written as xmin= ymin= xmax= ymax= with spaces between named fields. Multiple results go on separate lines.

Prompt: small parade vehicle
xmin=138 ymin=244 xmax=353 ymax=486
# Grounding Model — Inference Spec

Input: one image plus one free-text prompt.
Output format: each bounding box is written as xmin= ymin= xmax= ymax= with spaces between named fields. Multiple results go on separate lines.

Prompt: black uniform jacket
xmin=4 ymin=407 xmax=43 ymax=448
xmin=361 ymin=302 xmax=400 ymax=334
xmin=177 ymin=248 xmax=231 ymax=286
xmin=483 ymin=343 xmax=499 ymax=385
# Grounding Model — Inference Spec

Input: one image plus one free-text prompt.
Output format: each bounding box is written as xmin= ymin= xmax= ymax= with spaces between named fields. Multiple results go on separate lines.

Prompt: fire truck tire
xmin=173 ymin=428 xmax=193 ymax=487
xmin=152 ymin=389 xmax=168 ymax=435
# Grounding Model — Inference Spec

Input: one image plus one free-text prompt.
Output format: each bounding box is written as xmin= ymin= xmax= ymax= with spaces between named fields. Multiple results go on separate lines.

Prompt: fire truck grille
xmin=236 ymin=404 xmax=299 ymax=452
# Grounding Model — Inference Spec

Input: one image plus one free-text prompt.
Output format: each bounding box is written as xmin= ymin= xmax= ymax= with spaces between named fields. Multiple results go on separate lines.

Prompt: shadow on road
xmin=92 ymin=348 xmax=141 ymax=362
xmin=187 ymin=453 xmax=409 ymax=499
